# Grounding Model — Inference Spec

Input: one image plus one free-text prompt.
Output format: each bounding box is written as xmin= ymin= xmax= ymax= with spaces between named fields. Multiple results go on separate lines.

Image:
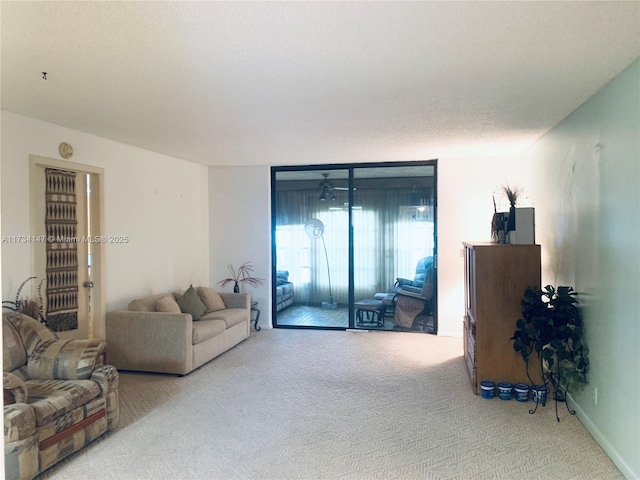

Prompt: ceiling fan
xmin=318 ymin=173 xmax=353 ymax=201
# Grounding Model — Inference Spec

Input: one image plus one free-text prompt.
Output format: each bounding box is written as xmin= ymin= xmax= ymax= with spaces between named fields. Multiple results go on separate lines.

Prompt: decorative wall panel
xmin=45 ymin=169 xmax=79 ymax=331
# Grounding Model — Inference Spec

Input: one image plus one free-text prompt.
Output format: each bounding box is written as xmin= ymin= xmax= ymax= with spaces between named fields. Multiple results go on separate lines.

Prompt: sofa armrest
xmin=106 ymin=311 xmax=193 ymax=375
xmin=26 ymin=339 xmax=106 ymax=381
xmin=219 ymin=292 xmax=250 ymax=310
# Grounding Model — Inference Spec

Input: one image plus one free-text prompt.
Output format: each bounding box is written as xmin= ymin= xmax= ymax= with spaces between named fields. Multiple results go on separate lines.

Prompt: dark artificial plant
xmin=2 ymin=276 xmax=47 ymax=324
xmin=511 ymin=285 xmax=589 ymax=421
xmin=217 ymin=262 xmax=264 ymax=293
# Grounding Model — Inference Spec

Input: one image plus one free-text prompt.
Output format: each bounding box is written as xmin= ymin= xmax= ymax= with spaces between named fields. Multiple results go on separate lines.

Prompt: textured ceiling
xmin=2 ymin=1 xmax=639 ymax=167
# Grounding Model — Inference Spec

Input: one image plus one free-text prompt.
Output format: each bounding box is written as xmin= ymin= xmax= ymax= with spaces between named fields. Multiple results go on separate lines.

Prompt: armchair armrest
xmin=4 ymin=372 xmax=36 ymax=444
xmin=91 ymin=365 xmax=120 ymax=430
xmin=396 ymin=287 xmax=433 ymax=317
xmin=220 ymin=292 xmax=250 ymax=310
xmin=90 ymin=365 xmax=119 ymax=395
xmin=3 ymin=372 xmax=28 ymax=404
xmin=4 ymin=403 xmax=36 ymax=444
xmin=396 ymin=286 xmax=428 ymax=300
xmin=394 ymin=277 xmax=414 ymax=288
xmin=26 ymin=339 xmax=106 ymax=381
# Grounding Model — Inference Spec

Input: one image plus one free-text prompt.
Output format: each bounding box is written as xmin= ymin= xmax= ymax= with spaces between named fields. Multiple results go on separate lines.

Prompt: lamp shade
xmin=304 ymin=219 xmax=324 ymax=239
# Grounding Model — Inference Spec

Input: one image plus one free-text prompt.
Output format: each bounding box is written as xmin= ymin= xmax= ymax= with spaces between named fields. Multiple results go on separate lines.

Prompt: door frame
xmin=271 ymin=159 xmax=438 ymax=332
xmin=29 ymin=156 xmax=106 ymax=339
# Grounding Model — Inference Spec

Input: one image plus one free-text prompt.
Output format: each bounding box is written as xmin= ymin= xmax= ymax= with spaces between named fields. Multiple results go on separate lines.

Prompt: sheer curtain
xmin=275 ymin=185 xmax=433 ymax=305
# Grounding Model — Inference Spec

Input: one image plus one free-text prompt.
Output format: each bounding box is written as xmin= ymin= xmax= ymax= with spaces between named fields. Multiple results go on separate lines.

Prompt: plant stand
xmin=512 ymin=285 xmax=589 ymax=423
xmin=526 ymin=358 xmax=576 ymax=422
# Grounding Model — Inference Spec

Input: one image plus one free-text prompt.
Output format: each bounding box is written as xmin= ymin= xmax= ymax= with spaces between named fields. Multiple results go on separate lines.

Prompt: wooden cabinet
xmin=463 ymin=242 xmax=542 ymax=394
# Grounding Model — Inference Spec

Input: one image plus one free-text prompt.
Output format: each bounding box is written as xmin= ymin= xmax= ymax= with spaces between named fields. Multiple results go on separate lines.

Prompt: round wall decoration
xmin=59 ymin=142 xmax=74 ymax=159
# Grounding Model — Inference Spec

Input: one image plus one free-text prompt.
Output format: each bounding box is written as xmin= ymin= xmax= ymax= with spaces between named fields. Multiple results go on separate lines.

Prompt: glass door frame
xmin=271 ymin=159 xmax=438 ymax=332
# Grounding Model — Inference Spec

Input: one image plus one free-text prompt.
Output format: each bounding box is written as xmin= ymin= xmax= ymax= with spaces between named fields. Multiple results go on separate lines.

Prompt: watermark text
xmin=2 ymin=235 xmax=129 ymax=244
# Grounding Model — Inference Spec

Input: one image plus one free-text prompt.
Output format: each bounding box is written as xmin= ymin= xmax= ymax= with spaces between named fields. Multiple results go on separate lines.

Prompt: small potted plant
xmin=511 ymin=285 xmax=589 ymax=421
xmin=217 ymin=262 xmax=264 ymax=293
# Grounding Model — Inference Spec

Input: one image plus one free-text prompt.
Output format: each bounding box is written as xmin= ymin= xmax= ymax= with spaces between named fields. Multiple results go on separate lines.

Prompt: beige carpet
xmin=40 ymin=329 xmax=622 ymax=479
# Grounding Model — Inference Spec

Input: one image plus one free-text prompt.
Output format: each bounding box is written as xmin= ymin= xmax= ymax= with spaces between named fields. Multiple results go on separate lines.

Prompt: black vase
xmin=233 ymin=282 xmax=240 ymax=293
xmin=506 ymin=205 xmax=516 ymax=232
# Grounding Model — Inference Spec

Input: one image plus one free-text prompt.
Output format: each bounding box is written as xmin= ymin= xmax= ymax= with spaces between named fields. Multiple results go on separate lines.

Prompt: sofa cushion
xmin=196 ymin=287 xmax=226 ymax=312
xmin=128 ymin=293 xmax=169 ymax=312
xmin=202 ymin=308 xmax=247 ymax=329
xmin=156 ymin=295 xmax=181 ymax=313
xmin=26 ymin=379 xmax=101 ymax=426
xmin=6 ymin=312 xmax=57 ymax=357
xmin=3 ymin=318 xmax=27 ymax=372
xmin=177 ymin=285 xmax=207 ymax=321
xmin=192 ymin=319 xmax=227 ymax=344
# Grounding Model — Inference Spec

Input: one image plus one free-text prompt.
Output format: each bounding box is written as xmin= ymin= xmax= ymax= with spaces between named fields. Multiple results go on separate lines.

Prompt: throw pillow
xmin=177 ymin=285 xmax=207 ymax=321
xmin=156 ymin=295 xmax=181 ymax=313
xmin=196 ymin=286 xmax=226 ymax=312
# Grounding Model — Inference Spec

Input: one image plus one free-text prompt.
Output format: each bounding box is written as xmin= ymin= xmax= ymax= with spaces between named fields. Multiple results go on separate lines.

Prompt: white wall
xmin=1 ymin=111 xmax=210 ymax=337
xmin=436 ymin=156 xmax=532 ymax=336
xmin=209 ymin=165 xmax=271 ymax=326
xmin=524 ymin=60 xmax=640 ymax=479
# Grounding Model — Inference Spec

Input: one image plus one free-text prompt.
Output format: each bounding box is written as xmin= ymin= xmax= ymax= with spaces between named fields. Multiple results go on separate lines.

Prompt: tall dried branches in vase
xmin=502 ymin=184 xmax=523 ymax=233
xmin=502 ymin=184 xmax=523 ymax=208
xmin=217 ymin=262 xmax=264 ymax=293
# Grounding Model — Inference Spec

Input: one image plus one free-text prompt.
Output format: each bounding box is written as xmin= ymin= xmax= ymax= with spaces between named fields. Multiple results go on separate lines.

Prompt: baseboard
xmin=568 ymin=393 xmax=637 ymax=479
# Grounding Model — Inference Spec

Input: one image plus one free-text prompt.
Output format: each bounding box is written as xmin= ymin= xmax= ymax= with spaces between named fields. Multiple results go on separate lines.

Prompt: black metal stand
xmin=250 ymin=301 xmax=261 ymax=331
xmin=525 ymin=356 xmax=576 ymax=422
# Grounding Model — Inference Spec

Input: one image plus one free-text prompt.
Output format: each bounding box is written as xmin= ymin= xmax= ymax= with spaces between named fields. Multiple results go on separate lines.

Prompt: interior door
xmin=30 ymin=157 xmax=102 ymax=340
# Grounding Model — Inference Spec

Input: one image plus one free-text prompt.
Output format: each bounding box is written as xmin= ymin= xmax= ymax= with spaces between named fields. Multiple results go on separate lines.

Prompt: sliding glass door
xmin=273 ymin=168 xmax=350 ymax=328
xmin=352 ymin=165 xmax=436 ymax=332
xmin=272 ymin=161 xmax=437 ymax=333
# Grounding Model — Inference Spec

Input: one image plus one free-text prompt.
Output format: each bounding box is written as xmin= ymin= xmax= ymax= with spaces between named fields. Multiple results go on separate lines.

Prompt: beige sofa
xmin=3 ymin=312 xmax=119 ymax=480
xmin=105 ymin=286 xmax=250 ymax=375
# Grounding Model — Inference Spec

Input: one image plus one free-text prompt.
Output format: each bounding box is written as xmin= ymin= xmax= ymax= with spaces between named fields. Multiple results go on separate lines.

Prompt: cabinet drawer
xmin=465 ymin=352 xmax=476 ymax=389
xmin=463 ymin=316 xmax=476 ymax=389
xmin=466 ymin=326 xmax=475 ymax=360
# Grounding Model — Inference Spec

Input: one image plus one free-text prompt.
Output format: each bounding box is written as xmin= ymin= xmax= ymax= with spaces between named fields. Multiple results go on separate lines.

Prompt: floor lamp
xmin=304 ymin=219 xmax=337 ymax=309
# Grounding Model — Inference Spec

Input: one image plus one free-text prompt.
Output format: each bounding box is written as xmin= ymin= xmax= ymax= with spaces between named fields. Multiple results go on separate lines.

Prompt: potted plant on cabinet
xmin=217 ymin=262 xmax=264 ymax=293
xmin=511 ymin=285 xmax=589 ymax=421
